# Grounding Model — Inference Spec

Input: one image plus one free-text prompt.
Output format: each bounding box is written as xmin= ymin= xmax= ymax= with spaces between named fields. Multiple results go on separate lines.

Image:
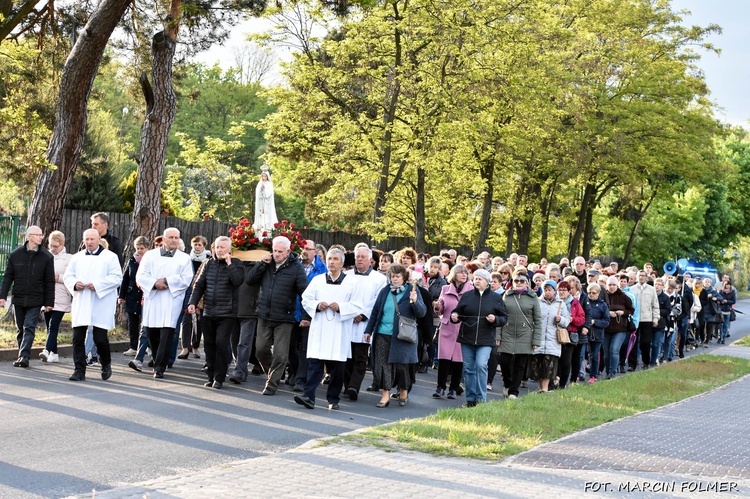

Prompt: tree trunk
xmin=414 ymin=165 xmax=426 ymax=253
xmin=27 ymin=0 xmax=132 ymax=235
xmin=474 ymin=157 xmax=494 ymax=256
xmin=568 ymin=180 xmax=595 ymax=259
xmin=539 ymin=183 xmax=555 ymax=259
xmin=582 ymin=202 xmax=595 ymax=259
xmin=505 ymin=218 xmax=514 ymax=256
xmin=621 ymin=190 xmax=658 ymax=268
xmin=124 ymin=2 xmax=180 ymax=263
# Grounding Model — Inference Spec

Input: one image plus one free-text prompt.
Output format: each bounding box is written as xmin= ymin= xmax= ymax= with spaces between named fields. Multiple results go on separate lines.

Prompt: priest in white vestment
xmin=294 ymin=248 xmax=358 ymax=410
xmin=344 ymin=246 xmax=387 ymax=400
xmin=136 ymin=227 xmax=193 ymax=378
xmin=64 ymin=229 xmax=123 ymax=381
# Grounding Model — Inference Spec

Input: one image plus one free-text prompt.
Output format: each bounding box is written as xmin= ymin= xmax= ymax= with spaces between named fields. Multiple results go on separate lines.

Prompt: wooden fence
xmin=59 ymin=209 xmax=474 ymax=257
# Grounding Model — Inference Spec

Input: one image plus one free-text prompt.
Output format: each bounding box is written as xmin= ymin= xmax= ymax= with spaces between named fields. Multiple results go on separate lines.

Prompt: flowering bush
xmin=228 ymin=218 xmax=306 ymax=253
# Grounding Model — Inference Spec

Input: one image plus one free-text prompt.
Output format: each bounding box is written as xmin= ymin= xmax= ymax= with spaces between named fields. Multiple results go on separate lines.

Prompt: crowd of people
xmin=0 ymin=214 xmax=740 ymax=410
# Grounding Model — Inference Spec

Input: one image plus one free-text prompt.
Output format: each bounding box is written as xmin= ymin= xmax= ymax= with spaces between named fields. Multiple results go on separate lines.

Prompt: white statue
xmin=253 ymin=169 xmax=278 ymax=233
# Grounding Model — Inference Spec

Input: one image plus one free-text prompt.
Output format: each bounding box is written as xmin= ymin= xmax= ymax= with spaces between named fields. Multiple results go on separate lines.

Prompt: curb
xmin=0 ymin=340 xmax=130 ymax=362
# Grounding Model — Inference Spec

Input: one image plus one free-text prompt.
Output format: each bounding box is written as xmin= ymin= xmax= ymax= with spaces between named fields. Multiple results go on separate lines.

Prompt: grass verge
xmin=733 ymin=336 xmax=750 ymax=347
xmin=344 ymin=354 xmax=750 ymax=460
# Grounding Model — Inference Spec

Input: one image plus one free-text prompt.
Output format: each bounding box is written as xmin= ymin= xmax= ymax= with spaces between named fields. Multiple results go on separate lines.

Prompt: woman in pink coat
xmin=434 ymin=264 xmax=473 ymax=399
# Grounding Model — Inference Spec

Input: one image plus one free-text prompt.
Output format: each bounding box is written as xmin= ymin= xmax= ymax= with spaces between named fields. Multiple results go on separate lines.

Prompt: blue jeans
xmin=44 ymin=310 xmax=65 ymax=353
xmin=85 ymin=325 xmax=98 ymax=359
xmin=720 ymin=314 xmax=731 ymax=341
xmin=460 ymin=344 xmax=492 ymax=403
xmin=589 ymin=341 xmax=602 ymax=379
xmin=651 ymin=328 xmax=665 ymax=366
xmin=603 ymin=331 xmax=627 ymax=377
xmin=135 ymin=326 xmax=150 ymax=362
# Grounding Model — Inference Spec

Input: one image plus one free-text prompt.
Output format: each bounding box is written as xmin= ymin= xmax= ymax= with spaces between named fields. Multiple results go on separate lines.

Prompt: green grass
xmin=733 ymin=336 xmax=750 ymax=347
xmin=345 ymin=355 xmax=750 ymax=460
xmin=0 ymin=316 xmax=128 ymax=348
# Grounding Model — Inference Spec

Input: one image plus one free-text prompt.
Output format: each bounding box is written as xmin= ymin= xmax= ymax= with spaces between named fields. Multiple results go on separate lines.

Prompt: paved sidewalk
xmin=84 ymin=349 xmax=750 ymax=499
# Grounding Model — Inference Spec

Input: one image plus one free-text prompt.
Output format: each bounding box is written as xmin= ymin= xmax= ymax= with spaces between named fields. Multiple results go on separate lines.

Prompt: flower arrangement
xmin=228 ymin=218 xmax=306 ymax=254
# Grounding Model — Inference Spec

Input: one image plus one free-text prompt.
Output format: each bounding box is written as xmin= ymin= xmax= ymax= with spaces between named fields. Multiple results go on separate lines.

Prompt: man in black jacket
xmin=188 ymin=236 xmax=244 ymax=389
xmin=0 ymin=226 xmax=55 ymax=367
xmin=245 ymin=236 xmax=308 ymax=395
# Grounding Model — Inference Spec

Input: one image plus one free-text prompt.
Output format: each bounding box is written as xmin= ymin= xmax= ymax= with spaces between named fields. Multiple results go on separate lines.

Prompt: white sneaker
xmin=508 ymin=394 xmax=517 ymax=400
xmin=123 ymin=348 xmax=137 ymax=356
xmin=39 ymin=350 xmax=49 ymax=362
xmin=47 ymin=352 xmax=59 ymax=363
xmin=486 ymin=383 xmax=493 ymax=391
xmin=128 ymin=360 xmax=143 ymax=372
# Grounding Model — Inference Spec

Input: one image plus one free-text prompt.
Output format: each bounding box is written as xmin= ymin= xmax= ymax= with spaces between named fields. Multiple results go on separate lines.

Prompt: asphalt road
xmin=0 ymin=342 xmax=470 ymax=498
xmin=1 ymin=299 xmax=748 ymax=498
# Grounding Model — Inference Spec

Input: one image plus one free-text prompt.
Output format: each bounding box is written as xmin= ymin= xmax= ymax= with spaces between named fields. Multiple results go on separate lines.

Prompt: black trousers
xmin=630 ymin=322 xmax=653 ymax=368
xmin=127 ymin=313 xmax=141 ymax=350
xmin=499 ymin=353 xmax=529 ymax=397
xmin=556 ymin=343 xmax=575 ymax=388
xmin=146 ymin=327 xmax=174 ymax=374
xmin=437 ymin=359 xmax=463 ymax=391
xmin=73 ymin=326 xmax=110 ymax=374
xmin=203 ymin=316 xmax=237 ymax=383
xmin=344 ymin=342 xmax=370 ymax=393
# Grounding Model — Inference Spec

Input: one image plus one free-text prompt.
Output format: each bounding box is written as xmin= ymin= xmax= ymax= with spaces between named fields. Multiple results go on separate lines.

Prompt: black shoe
xmin=455 ymin=385 xmax=464 ymax=396
xmin=365 ymin=385 xmax=377 ymax=392
xmin=69 ymin=371 xmax=85 ymax=381
xmin=201 ymin=364 xmax=208 ymax=372
xmin=293 ymin=382 xmax=305 ymax=392
xmin=322 ymin=374 xmax=331 ymax=385
xmin=417 ymin=365 xmax=428 ymax=374
xmin=213 ymin=381 xmax=223 ymax=389
xmin=462 ymin=401 xmax=477 ymax=408
xmin=251 ymin=365 xmax=262 ymax=375
xmin=679 ymin=353 xmax=685 ymax=359
xmin=398 ymin=397 xmax=408 ymax=407
xmin=345 ymin=387 xmax=358 ymax=401
xmin=148 ymin=360 xmax=155 ymax=368
xmin=376 ymin=400 xmax=390 ymax=408
xmin=294 ymin=394 xmax=315 ymax=409
xmin=101 ymin=364 xmax=112 ymax=381
xmin=167 ymin=362 xmax=173 ymax=369
xmin=154 ymin=371 xmax=164 ymax=379
xmin=328 ymin=402 xmax=340 ymax=410
xmin=13 ymin=357 xmax=29 ymax=368
xmin=177 ymin=352 xmax=189 ymax=360
xmin=204 ymin=380 xmax=214 ymax=387
xmin=262 ymin=387 xmax=275 ymax=396
xmin=229 ymin=375 xmax=242 ymax=385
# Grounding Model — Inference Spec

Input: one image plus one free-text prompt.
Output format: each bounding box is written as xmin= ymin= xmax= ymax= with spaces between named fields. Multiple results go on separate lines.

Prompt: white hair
xmin=355 ymin=246 xmax=372 ymax=259
xmin=272 ymin=236 xmax=291 ymax=250
xmin=215 ymin=236 xmax=232 ymax=246
xmin=327 ymin=247 xmax=345 ymax=261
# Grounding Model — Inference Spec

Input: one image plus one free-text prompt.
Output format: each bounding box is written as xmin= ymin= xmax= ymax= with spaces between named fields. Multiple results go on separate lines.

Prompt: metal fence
xmin=0 ymin=215 xmax=22 ymax=287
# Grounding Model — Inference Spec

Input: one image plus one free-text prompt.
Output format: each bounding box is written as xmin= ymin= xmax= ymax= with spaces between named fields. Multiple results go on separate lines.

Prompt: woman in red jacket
xmin=555 ymin=280 xmax=586 ymax=388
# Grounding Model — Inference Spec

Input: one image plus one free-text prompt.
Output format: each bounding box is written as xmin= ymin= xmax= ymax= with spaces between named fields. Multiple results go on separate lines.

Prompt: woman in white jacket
xmin=40 ymin=231 xmax=73 ymax=363
xmin=528 ymin=280 xmax=570 ymax=392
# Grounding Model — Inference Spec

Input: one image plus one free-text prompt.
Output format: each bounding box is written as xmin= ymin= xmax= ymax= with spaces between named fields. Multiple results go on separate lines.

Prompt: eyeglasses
xmin=500 ymin=271 xmax=509 ymax=275
xmin=29 ymin=233 xmax=43 ymax=237
xmin=513 ymin=278 xmax=528 ymax=283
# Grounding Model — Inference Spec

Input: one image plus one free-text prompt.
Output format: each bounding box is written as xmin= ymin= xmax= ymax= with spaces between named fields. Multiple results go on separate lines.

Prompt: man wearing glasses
xmin=0 ymin=226 xmax=55 ymax=368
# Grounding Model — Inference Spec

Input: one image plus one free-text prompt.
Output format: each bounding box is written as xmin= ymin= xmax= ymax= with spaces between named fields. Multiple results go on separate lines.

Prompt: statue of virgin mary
xmin=253 ymin=167 xmax=278 ymax=233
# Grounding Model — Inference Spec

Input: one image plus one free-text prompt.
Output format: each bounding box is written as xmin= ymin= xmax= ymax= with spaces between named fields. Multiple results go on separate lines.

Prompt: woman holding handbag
xmin=364 ymin=264 xmax=427 ymax=407
xmin=555 ymin=280 xmax=586 ymax=388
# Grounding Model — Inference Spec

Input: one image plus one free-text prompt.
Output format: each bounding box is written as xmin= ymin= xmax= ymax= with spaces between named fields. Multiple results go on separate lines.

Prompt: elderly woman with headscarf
xmin=603 ymin=275 xmax=634 ymax=379
xmin=449 ymin=269 xmax=507 ymax=407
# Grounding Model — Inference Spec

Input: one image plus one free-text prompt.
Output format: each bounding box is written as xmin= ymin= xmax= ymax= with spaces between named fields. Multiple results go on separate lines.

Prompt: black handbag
xmin=569 ymin=332 xmax=579 ymax=345
xmin=626 ymin=315 xmax=637 ymax=333
xmin=392 ymin=294 xmax=418 ymax=344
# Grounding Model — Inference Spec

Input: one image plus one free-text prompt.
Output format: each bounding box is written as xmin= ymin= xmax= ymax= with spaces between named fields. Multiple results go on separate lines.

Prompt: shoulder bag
xmin=556 ymin=301 xmax=571 ymax=345
xmin=392 ymin=294 xmax=418 ymax=344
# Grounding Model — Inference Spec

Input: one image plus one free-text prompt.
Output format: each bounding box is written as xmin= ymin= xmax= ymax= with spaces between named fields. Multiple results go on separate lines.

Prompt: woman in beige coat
xmin=40 ymin=231 xmax=73 ymax=363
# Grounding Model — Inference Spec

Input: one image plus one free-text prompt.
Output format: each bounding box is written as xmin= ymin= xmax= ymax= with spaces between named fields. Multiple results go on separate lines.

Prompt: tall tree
xmin=27 ymin=0 xmax=132 ymax=235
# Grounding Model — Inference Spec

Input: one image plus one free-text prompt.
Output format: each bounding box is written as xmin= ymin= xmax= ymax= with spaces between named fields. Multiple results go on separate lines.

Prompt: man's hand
xmin=486 ymin=314 xmax=496 ymax=323
xmin=329 ymin=302 xmax=340 ymax=312
xmin=118 ymin=298 xmax=125 ymax=305
xmin=317 ymin=301 xmax=329 ymax=311
xmin=85 ymin=283 xmax=96 ymax=291
xmin=187 ymin=304 xmax=196 ymax=314
xmin=43 ymin=306 xmax=53 ymax=312
xmin=224 ymin=254 xmax=232 ymax=265
xmin=300 ymin=320 xmax=311 ymax=327
xmin=353 ymin=314 xmax=365 ymax=323
xmin=364 ymin=334 xmax=371 ymax=344
xmin=74 ymin=281 xmax=86 ymax=291
xmin=262 ymin=254 xmax=272 ymax=263
xmin=652 ymin=320 xmax=658 ymax=327
xmin=154 ymin=278 xmax=168 ymax=290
